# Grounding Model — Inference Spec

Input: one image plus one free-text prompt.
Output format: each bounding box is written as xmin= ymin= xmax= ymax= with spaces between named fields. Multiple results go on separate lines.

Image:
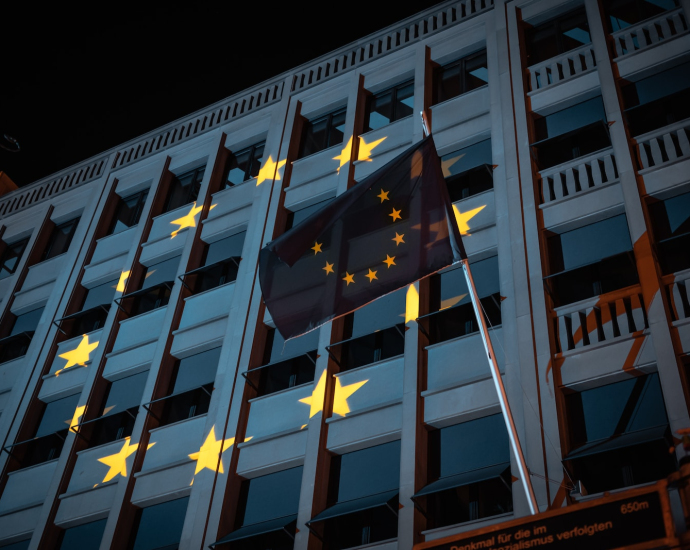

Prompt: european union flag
xmin=259 ymin=135 xmax=465 ymax=340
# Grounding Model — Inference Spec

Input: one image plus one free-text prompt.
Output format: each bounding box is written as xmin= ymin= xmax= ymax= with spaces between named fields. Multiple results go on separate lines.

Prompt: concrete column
xmin=584 ymin=0 xmax=690 ymax=433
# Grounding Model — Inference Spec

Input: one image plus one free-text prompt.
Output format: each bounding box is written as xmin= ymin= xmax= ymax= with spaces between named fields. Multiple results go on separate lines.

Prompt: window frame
xmin=298 ymin=107 xmax=347 ymax=159
xmin=41 ymin=218 xmax=80 ymax=262
xmin=364 ymin=79 xmax=415 ymax=132
xmin=0 ymin=237 xmax=29 ymax=279
xmin=162 ymin=166 xmax=205 ymax=213
xmin=223 ymin=141 xmax=266 ymax=187
xmin=432 ymin=48 xmax=488 ymax=105
xmin=107 ymin=189 xmax=149 ymax=236
xmin=523 ymin=7 xmax=591 ymax=67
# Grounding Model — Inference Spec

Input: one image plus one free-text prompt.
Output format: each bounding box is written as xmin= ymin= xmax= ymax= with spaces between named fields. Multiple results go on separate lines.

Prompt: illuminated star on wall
xmin=332 ymin=377 xmax=368 ymax=417
xmin=188 ymin=426 xmax=236 ymax=475
xmin=68 ymin=405 xmax=86 ymax=432
xmin=299 ymin=370 xmax=327 ymax=419
xmin=116 ymin=270 xmax=130 ymax=293
xmin=57 ymin=334 xmax=99 ymax=375
xmin=405 ymin=284 xmax=419 ymax=324
xmin=333 ymin=136 xmax=354 ymax=173
xmin=256 ymin=156 xmax=287 ymax=186
xmin=452 ymin=204 xmax=486 ymax=235
xmin=441 ymin=154 xmax=465 ymax=177
xmin=97 ymin=438 xmax=153 ymax=483
xmin=170 ymin=202 xmax=216 ymax=238
xmin=358 ymin=136 xmax=386 ymax=162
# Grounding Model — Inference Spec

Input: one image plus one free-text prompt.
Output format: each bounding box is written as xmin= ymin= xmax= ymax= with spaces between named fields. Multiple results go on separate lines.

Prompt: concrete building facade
xmin=0 ymin=0 xmax=689 ymax=548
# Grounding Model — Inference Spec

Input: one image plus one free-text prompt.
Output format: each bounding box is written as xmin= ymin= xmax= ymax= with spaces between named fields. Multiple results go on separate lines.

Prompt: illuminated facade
xmin=0 ymin=0 xmax=689 ymax=548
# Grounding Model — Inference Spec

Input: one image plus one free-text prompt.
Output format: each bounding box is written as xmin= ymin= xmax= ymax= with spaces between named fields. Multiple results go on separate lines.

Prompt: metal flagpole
xmin=420 ymin=112 xmax=539 ymax=515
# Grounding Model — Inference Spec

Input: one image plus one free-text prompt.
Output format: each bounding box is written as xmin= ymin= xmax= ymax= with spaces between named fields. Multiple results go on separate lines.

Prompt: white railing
xmin=527 ymin=44 xmax=596 ymax=92
xmin=553 ymin=286 xmax=647 ymax=353
xmin=539 ymin=148 xmax=618 ymax=203
xmin=612 ymin=6 xmax=688 ymax=57
xmin=635 ymin=118 xmax=690 ymax=170
xmin=667 ymin=271 xmax=690 ymax=322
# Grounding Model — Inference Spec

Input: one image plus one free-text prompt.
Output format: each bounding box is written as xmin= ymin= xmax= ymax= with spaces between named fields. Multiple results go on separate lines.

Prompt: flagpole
xmin=419 ymin=111 xmax=539 ymax=515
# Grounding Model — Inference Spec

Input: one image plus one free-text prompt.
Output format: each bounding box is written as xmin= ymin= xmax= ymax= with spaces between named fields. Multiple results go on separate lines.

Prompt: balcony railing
xmin=538 ymin=148 xmax=618 ymax=204
xmin=114 ymin=281 xmax=174 ymax=317
xmin=667 ymin=270 xmax=690 ymax=322
xmin=2 ymin=430 xmax=66 ymax=470
xmin=327 ymin=325 xmax=404 ymax=372
xmin=0 ymin=331 xmax=33 ymax=365
xmin=143 ymin=384 xmax=213 ymax=427
xmin=76 ymin=407 xmax=138 ymax=448
xmin=527 ymin=44 xmax=596 ymax=92
xmin=178 ymin=256 xmax=241 ymax=295
xmin=417 ymin=293 xmax=501 ymax=345
xmin=612 ymin=6 xmax=688 ymax=58
xmin=243 ymin=351 xmax=316 ymax=397
xmin=552 ymin=285 xmax=648 ymax=353
xmin=635 ymin=118 xmax=690 ymax=170
xmin=53 ymin=304 xmax=110 ymax=338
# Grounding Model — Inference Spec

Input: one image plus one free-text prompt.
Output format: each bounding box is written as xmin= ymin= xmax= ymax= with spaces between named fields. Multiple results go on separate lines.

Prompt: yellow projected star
xmin=358 ymin=136 xmax=386 ymax=162
xmin=441 ymin=154 xmax=465 ymax=177
xmin=188 ymin=426 xmax=236 ymax=475
xmin=116 ymin=270 xmax=130 ymax=293
xmin=333 ymin=136 xmax=354 ymax=172
xmin=57 ymin=334 xmax=99 ymax=374
xmin=299 ymin=370 xmax=327 ymax=419
xmin=69 ymin=405 xmax=86 ymax=432
xmin=452 ymin=204 xmax=486 ymax=235
xmin=332 ymin=377 xmax=368 ymax=417
xmin=256 ymin=156 xmax=287 ymax=186
xmin=98 ymin=438 xmax=153 ymax=483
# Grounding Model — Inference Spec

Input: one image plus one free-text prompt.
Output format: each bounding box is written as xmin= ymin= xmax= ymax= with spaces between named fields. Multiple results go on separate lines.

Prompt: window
xmin=245 ymin=328 xmax=318 ymax=397
xmin=621 ymin=61 xmax=690 ymax=136
xmin=183 ymin=232 xmax=245 ymax=294
xmin=285 ymin=199 xmax=333 ymax=232
xmin=158 ymin=347 xmax=221 ymax=426
xmin=0 ymin=541 xmax=30 ymax=550
xmin=163 ymin=166 xmax=205 ymax=213
xmin=544 ymin=214 xmax=639 ymax=306
xmin=41 ymin=218 xmax=80 ymax=262
xmin=8 ymin=393 xmax=79 ymax=469
xmin=0 ymin=307 xmax=44 ymax=364
xmin=605 ymin=0 xmax=680 ymax=33
xmin=119 ymin=256 xmax=180 ymax=317
xmin=333 ymin=288 xmax=406 ymax=372
xmin=224 ymin=142 xmax=265 ymax=187
xmin=564 ymin=373 xmax=676 ymax=494
xmin=421 ymin=256 xmax=501 ymax=345
xmin=433 ymin=49 xmax=488 ymax=105
xmin=649 ymin=191 xmax=690 ymax=275
xmin=308 ymin=441 xmax=400 ymax=549
xmin=87 ymin=371 xmax=148 ymax=447
xmin=214 ymin=467 xmax=303 ymax=549
xmin=531 ymin=96 xmax=610 ymax=170
xmin=58 ymin=519 xmax=106 ymax=550
xmin=58 ymin=279 xmax=117 ymax=338
xmin=108 ymin=189 xmax=149 ymax=236
xmin=298 ymin=108 xmax=347 ymax=159
xmin=523 ymin=7 xmax=591 ymax=66
xmin=365 ymin=80 xmax=414 ymax=132
xmin=0 ymin=237 xmax=29 ymax=280
xmin=130 ymin=497 xmax=189 ymax=550
xmin=414 ymin=414 xmax=512 ymax=529
xmin=441 ymin=139 xmax=493 ymax=201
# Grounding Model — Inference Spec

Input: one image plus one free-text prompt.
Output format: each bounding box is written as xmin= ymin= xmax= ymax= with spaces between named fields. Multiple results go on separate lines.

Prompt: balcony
xmin=526 ymin=43 xmax=597 ymax=93
xmin=0 ymin=332 xmax=33 ymax=366
xmin=286 ymin=143 xmax=342 ymax=209
xmin=667 ymin=269 xmax=690 ymax=354
xmin=13 ymin=254 xmax=65 ymax=313
xmin=612 ymin=7 xmax=688 ymax=59
xmin=82 ymin=226 xmax=137 ymax=288
xmin=201 ymin=181 xmax=254 ymax=244
xmin=430 ymin=86 xmax=490 ymax=148
xmin=140 ymin=204 xmax=197 ymax=263
xmin=635 ymin=117 xmax=690 ymax=170
xmin=352 ymin=116 xmax=414 ymax=181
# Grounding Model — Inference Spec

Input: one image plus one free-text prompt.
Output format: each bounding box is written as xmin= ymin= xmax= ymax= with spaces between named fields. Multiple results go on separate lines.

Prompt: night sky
xmin=2 ymin=2 xmax=447 ymax=188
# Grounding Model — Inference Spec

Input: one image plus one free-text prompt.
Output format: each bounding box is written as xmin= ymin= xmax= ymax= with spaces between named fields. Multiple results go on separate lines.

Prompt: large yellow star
xmin=170 ymin=202 xmax=202 ymax=238
xmin=452 ymin=204 xmax=486 ymax=235
xmin=383 ymin=255 xmax=396 ymax=268
xmin=332 ymin=377 xmax=368 ymax=417
xmin=389 ymin=208 xmax=401 ymax=222
xmin=188 ymin=426 xmax=236 ymax=475
xmin=323 ymin=261 xmax=334 ymax=275
xmin=441 ymin=154 xmax=465 ymax=177
xmin=358 ymin=136 xmax=387 ymax=162
xmin=57 ymin=334 xmax=99 ymax=374
xmin=116 ymin=270 xmax=130 ymax=293
xmin=377 ymin=189 xmax=390 ymax=203
xmin=333 ymin=136 xmax=354 ymax=173
xmin=299 ymin=370 xmax=328 ymax=419
xmin=343 ymin=272 xmax=355 ymax=286
xmin=97 ymin=438 xmax=152 ymax=483
xmin=312 ymin=242 xmax=323 ymax=255
xmin=365 ymin=269 xmax=378 ymax=282
xmin=256 ymin=156 xmax=287 ymax=186
xmin=68 ymin=405 xmax=86 ymax=432
xmin=392 ymin=232 xmax=405 ymax=246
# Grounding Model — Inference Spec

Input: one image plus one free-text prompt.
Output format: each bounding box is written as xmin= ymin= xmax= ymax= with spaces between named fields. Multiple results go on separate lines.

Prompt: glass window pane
xmin=286 ymin=199 xmax=332 ymax=230
xmin=300 ymin=116 xmax=329 ymax=158
xmin=265 ymin=327 xmax=319 ymax=364
xmin=367 ymin=91 xmax=393 ymax=131
xmin=535 ymin=96 xmax=607 ymax=141
xmin=248 ymin=143 xmax=265 ymax=179
xmin=241 ymin=466 xmax=303 ymax=526
xmin=225 ymin=148 xmax=253 ymax=187
xmin=103 ymin=371 xmax=148 ymax=414
xmin=351 ymin=287 xmax=405 ymax=337
xmin=441 ymin=139 xmax=492 ymax=178
xmin=82 ymin=279 xmax=118 ymax=311
xmin=650 ymin=191 xmax=690 ymax=241
xmin=435 ymin=64 xmax=462 ymax=104
xmin=560 ymin=11 xmax=591 ymax=50
xmin=173 ymin=347 xmax=221 ymax=393
xmin=465 ymin=51 xmax=489 ymax=91
xmin=396 ymin=82 xmax=415 ymax=114
xmin=132 ymin=497 xmax=189 ymax=550
xmin=35 ymin=393 xmax=80 ymax=438
xmin=624 ymin=62 xmax=690 ymax=107
xmin=204 ymin=232 xmax=246 ymax=266
xmin=58 ymin=519 xmax=106 ymax=550
xmin=111 ymin=191 xmax=148 ymax=235
xmin=328 ymin=109 xmax=347 ymax=148
xmin=337 ymin=440 xmax=400 ymax=502
xmin=0 ymin=541 xmax=30 ymax=550
xmin=44 ymin=219 xmax=79 ymax=261
xmin=141 ymin=256 xmax=181 ymax=290
xmin=0 ymin=238 xmax=29 ymax=279
xmin=10 ymin=307 xmax=44 ymax=336
xmin=525 ymin=21 xmax=559 ymax=65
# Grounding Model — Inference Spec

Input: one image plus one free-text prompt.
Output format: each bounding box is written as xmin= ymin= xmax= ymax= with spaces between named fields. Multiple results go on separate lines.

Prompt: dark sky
xmin=2 ymin=2 xmax=447 ymax=188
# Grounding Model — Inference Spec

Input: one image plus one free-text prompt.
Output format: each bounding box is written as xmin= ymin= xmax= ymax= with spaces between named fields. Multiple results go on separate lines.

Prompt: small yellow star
xmin=392 ymin=232 xmax=405 ymax=246
xmin=323 ymin=261 xmax=334 ymax=275
xmin=332 ymin=377 xmax=368 ymax=417
xmin=97 ymin=438 xmax=152 ymax=483
xmin=312 ymin=242 xmax=323 ymax=255
xmin=256 ymin=156 xmax=287 ymax=186
xmin=365 ymin=269 xmax=378 ymax=282
xmin=452 ymin=204 xmax=486 ymax=236
xmin=188 ymin=426 xmax=236 ymax=475
xmin=57 ymin=334 xmax=99 ymax=373
xmin=333 ymin=136 xmax=354 ymax=173
xmin=389 ymin=208 xmax=402 ymax=222
xmin=377 ymin=189 xmax=390 ymax=203
xmin=343 ymin=272 xmax=355 ymax=286
xmin=358 ymin=136 xmax=387 ymax=162
xmin=383 ymin=255 xmax=396 ymax=268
